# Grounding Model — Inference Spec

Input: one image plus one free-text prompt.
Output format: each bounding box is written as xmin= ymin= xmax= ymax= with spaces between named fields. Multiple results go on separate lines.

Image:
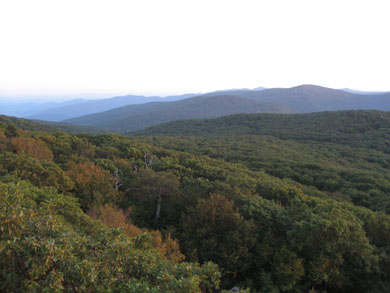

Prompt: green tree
xmin=288 ymin=202 xmax=375 ymax=290
xmin=4 ymin=124 xmax=19 ymax=138
xmin=126 ymin=168 xmax=180 ymax=228
xmin=179 ymin=194 xmax=256 ymax=287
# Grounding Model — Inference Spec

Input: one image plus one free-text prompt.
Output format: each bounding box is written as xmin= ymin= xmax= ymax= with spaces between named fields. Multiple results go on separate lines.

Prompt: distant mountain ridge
xmin=63 ymin=84 xmax=390 ymax=132
xmin=0 ymin=115 xmax=109 ymax=134
xmin=26 ymin=93 xmax=197 ymax=121
xmin=64 ymin=94 xmax=293 ymax=132
xmin=208 ymin=85 xmax=390 ymax=113
xmin=0 ymin=99 xmax=87 ymax=118
xmin=3 ymin=84 xmax=390 ymax=133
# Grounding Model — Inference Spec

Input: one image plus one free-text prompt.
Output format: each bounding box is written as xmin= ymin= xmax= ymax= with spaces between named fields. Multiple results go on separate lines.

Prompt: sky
xmin=0 ymin=0 xmax=389 ymax=99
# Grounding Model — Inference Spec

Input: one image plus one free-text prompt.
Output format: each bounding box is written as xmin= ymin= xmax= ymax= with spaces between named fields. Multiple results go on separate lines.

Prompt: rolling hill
xmin=0 ymin=115 xmax=109 ymax=134
xmin=64 ymin=94 xmax=294 ymax=132
xmin=135 ymin=110 xmax=390 ymax=214
xmin=135 ymin=110 xmax=390 ymax=148
xmin=26 ymin=93 xmax=197 ymax=122
xmin=0 ymin=99 xmax=87 ymax=118
xmin=63 ymin=84 xmax=390 ymax=132
xmin=206 ymin=84 xmax=390 ymax=113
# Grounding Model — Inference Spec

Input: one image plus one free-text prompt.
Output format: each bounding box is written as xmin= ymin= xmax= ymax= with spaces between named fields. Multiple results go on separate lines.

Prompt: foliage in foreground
xmin=0 ymin=181 xmax=220 ymax=292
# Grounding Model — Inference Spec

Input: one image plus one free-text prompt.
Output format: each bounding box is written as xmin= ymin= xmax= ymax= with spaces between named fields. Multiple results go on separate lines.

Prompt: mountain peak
xmin=287 ymin=84 xmax=352 ymax=97
xmin=291 ymin=84 xmax=336 ymax=91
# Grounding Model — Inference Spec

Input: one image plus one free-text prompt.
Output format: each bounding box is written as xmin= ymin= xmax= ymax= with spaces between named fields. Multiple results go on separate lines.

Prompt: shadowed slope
xmin=64 ymin=94 xmax=293 ymax=132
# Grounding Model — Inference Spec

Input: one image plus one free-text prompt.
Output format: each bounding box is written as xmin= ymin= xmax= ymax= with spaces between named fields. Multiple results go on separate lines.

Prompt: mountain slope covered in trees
xmin=2 ymin=113 xmax=390 ymax=291
xmin=64 ymin=94 xmax=293 ymax=132
xmin=137 ymin=110 xmax=390 ymax=213
xmin=136 ymin=110 xmax=390 ymax=145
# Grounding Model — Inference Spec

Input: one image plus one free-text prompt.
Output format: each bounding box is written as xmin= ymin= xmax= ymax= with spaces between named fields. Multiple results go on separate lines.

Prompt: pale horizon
xmin=1 ymin=83 xmax=390 ymax=103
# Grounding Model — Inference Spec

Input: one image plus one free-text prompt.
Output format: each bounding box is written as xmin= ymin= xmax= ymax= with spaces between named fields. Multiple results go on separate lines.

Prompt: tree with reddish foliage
xmin=66 ymin=161 xmax=121 ymax=210
xmin=10 ymin=137 xmax=54 ymax=161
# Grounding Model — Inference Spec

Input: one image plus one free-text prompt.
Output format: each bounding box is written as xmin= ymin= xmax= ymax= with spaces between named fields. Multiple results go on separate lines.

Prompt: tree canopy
xmin=1 ymin=112 xmax=390 ymax=292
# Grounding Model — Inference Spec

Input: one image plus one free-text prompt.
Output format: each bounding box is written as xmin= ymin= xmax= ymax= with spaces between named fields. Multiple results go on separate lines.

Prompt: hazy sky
xmin=0 ymin=0 xmax=389 ymax=98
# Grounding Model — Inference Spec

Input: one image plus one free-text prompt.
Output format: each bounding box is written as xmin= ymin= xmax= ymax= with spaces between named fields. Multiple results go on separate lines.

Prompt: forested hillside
xmin=63 ymin=94 xmax=294 ymax=132
xmin=137 ymin=110 xmax=390 ymax=145
xmin=2 ymin=114 xmax=390 ymax=292
xmin=137 ymin=110 xmax=390 ymax=213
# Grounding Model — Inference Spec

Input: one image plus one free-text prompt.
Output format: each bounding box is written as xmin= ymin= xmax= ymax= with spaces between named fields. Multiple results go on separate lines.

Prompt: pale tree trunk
xmin=144 ymin=152 xmax=154 ymax=169
xmin=154 ymin=194 xmax=162 ymax=227
xmin=112 ymin=170 xmax=122 ymax=190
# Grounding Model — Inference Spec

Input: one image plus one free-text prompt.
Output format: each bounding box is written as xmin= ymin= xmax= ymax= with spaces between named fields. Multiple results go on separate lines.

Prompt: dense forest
xmin=138 ymin=111 xmax=390 ymax=213
xmin=2 ymin=111 xmax=390 ymax=292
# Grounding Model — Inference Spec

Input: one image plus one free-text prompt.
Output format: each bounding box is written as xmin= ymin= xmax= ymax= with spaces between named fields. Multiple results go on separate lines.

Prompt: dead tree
xmin=111 ymin=170 xmax=122 ymax=190
xmin=143 ymin=152 xmax=154 ymax=169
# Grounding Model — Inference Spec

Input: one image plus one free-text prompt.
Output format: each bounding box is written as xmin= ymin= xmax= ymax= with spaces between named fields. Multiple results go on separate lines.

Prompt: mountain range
xmin=0 ymin=93 xmax=198 ymax=121
xmin=2 ymin=84 xmax=390 ymax=133
xmin=63 ymin=85 xmax=390 ymax=132
xmin=26 ymin=93 xmax=197 ymax=121
xmin=202 ymin=85 xmax=390 ymax=113
xmin=0 ymin=99 xmax=86 ymax=118
xmin=64 ymin=94 xmax=293 ymax=132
